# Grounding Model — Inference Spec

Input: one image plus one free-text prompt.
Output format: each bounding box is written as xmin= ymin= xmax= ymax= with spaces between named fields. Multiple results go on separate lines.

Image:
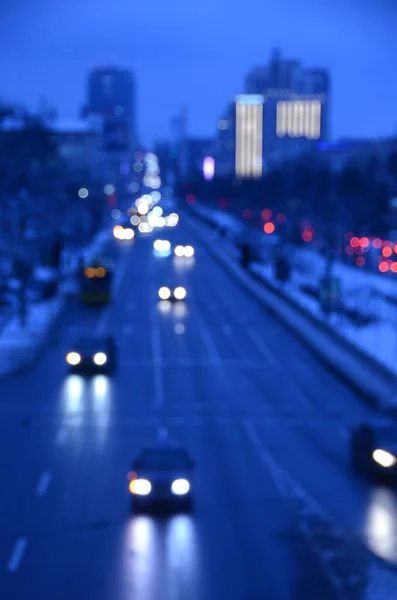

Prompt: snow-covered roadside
xmin=0 ymin=227 xmax=113 ymax=378
xmin=0 ymin=296 xmax=64 ymax=378
xmin=189 ymin=203 xmax=397 ymax=379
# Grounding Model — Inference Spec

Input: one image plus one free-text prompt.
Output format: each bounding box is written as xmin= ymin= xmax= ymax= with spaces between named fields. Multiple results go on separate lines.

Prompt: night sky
xmin=1 ymin=0 xmax=396 ymax=146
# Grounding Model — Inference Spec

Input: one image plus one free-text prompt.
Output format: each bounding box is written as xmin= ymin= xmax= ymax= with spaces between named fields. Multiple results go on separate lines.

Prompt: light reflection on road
xmin=121 ymin=515 xmax=200 ymax=600
xmin=365 ymin=487 xmax=397 ymax=563
xmin=61 ymin=375 xmax=85 ymax=426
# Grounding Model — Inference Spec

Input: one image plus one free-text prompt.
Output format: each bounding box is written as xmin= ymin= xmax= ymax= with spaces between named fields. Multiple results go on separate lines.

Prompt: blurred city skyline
xmin=1 ymin=0 xmax=396 ymax=146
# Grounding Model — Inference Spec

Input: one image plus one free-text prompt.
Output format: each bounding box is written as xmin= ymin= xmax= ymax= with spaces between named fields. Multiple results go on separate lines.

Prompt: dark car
xmin=350 ymin=423 xmax=397 ymax=480
xmin=66 ymin=335 xmax=117 ymax=374
xmin=128 ymin=442 xmax=195 ymax=511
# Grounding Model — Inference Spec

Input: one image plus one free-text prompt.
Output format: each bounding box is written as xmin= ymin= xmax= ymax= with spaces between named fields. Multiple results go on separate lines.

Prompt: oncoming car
xmin=128 ymin=442 xmax=195 ymax=512
xmin=158 ymin=285 xmax=187 ymax=301
xmin=350 ymin=423 xmax=397 ymax=480
xmin=66 ymin=335 xmax=117 ymax=374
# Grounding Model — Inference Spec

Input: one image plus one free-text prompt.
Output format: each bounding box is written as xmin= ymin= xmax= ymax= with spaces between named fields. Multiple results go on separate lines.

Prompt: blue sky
xmin=1 ymin=0 xmax=396 ymax=146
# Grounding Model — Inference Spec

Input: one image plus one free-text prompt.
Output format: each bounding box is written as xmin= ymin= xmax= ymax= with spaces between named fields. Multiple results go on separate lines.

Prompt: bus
xmin=79 ymin=259 xmax=113 ymax=306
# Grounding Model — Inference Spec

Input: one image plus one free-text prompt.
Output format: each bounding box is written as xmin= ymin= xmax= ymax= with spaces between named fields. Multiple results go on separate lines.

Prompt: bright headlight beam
xmin=129 ymin=478 xmax=152 ymax=495
xmin=159 ymin=286 xmax=171 ymax=300
xmin=372 ymin=449 xmax=397 ymax=468
xmin=66 ymin=352 xmax=81 ymax=365
xmin=93 ymin=352 xmax=107 ymax=366
xmin=173 ymin=286 xmax=186 ymax=300
xmin=171 ymin=479 xmax=190 ymax=495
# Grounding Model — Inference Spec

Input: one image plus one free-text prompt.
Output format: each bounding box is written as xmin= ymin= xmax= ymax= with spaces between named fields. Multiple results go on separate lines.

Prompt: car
xmin=66 ymin=335 xmax=117 ymax=374
xmin=128 ymin=442 xmax=195 ymax=511
xmin=350 ymin=423 xmax=397 ymax=480
xmin=158 ymin=285 xmax=187 ymax=301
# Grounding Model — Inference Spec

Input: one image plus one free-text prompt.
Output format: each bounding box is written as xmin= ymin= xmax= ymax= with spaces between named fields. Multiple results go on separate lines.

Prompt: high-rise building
xmin=85 ymin=67 xmax=136 ymax=152
xmin=235 ymin=95 xmax=264 ymax=179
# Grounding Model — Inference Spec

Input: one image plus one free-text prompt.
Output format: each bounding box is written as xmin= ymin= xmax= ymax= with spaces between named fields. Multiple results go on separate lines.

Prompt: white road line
xmin=247 ymin=329 xmax=312 ymax=410
xmin=35 ymin=472 xmax=52 ymax=497
xmin=150 ymin=286 xmax=165 ymax=409
xmin=55 ymin=428 xmax=67 ymax=446
xmin=95 ymin=308 xmax=110 ymax=335
xmin=247 ymin=329 xmax=278 ymax=368
xmin=7 ymin=538 xmax=27 ymax=573
xmin=222 ymin=324 xmax=232 ymax=335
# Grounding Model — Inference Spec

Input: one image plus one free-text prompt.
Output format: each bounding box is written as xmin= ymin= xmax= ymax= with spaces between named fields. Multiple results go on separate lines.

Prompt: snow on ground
xmin=0 ymin=227 xmax=112 ymax=377
xmin=191 ymin=204 xmax=397 ymax=376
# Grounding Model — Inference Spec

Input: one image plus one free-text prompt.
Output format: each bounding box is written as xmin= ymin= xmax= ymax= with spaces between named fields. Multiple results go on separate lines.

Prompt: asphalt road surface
xmin=0 ymin=211 xmax=396 ymax=599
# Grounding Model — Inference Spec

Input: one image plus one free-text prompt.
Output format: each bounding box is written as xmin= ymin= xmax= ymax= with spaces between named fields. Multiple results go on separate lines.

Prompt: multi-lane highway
xmin=0 ymin=210 xmax=396 ymax=599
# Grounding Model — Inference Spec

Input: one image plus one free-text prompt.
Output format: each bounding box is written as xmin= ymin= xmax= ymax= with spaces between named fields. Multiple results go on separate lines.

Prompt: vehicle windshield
xmin=138 ymin=449 xmax=190 ymax=470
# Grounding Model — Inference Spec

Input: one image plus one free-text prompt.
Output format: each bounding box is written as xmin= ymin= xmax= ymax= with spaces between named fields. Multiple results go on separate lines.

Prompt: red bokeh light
xmin=242 ymin=208 xmax=252 ymax=219
xmin=263 ymin=222 xmax=275 ymax=234
xmin=350 ymin=237 xmax=360 ymax=248
xmin=276 ymin=213 xmax=287 ymax=224
xmin=217 ymin=198 xmax=228 ymax=209
xmin=360 ymin=237 xmax=369 ymax=248
xmin=391 ymin=262 xmax=397 ymax=273
xmin=372 ymin=238 xmax=382 ymax=249
xmin=262 ymin=209 xmax=272 ymax=221
xmin=345 ymin=245 xmax=354 ymax=255
xmin=379 ymin=261 xmax=389 ymax=273
xmin=186 ymin=194 xmax=196 ymax=204
xmin=356 ymin=256 xmax=365 ymax=267
xmin=302 ymin=230 xmax=313 ymax=242
xmin=382 ymin=247 xmax=392 ymax=258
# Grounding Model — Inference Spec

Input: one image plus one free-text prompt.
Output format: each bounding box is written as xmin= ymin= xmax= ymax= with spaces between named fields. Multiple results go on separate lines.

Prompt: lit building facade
xmin=235 ymin=95 xmax=264 ymax=179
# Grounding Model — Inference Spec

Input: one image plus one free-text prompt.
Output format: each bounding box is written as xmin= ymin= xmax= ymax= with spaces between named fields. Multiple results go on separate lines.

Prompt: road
xmin=0 ymin=210 xmax=396 ymax=599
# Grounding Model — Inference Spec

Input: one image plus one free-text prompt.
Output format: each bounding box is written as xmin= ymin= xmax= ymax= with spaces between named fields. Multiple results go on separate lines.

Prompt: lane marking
xmin=55 ymin=428 xmax=67 ymax=446
xmin=7 ymin=538 xmax=27 ymax=573
xmin=247 ymin=329 xmax=278 ymax=368
xmin=35 ymin=472 xmax=52 ymax=497
xmin=222 ymin=324 xmax=232 ymax=335
xmin=95 ymin=308 xmax=110 ymax=335
xmin=247 ymin=328 xmax=312 ymax=410
xmin=150 ymin=287 xmax=165 ymax=409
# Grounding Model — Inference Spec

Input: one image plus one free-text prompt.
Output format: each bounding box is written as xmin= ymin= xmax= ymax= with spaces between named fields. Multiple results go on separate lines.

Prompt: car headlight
xmin=171 ymin=479 xmax=190 ymax=495
xmin=66 ymin=352 xmax=81 ymax=366
xmin=129 ymin=478 xmax=152 ymax=495
xmin=158 ymin=286 xmax=171 ymax=300
xmin=174 ymin=245 xmax=184 ymax=257
xmin=372 ymin=449 xmax=397 ymax=468
xmin=184 ymin=245 xmax=194 ymax=257
xmin=93 ymin=352 xmax=107 ymax=366
xmin=173 ymin=286 xmax=186 ymax=300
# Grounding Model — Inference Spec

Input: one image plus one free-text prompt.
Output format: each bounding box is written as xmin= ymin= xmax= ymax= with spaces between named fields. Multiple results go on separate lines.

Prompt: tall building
xmin=235 ymin=95 xmax=264 ymax=179
xmin=85 ymin=67 xmax=136 ymax=153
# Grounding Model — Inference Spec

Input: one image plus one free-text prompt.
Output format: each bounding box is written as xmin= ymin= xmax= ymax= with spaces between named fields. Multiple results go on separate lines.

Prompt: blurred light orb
xmin=151 ymin=192 xmax=161 ymax=203
xmin=111 ymin=209 xmax=121 ymax=219
xmin=152 ymin=206 xmax=163 ymax=217
xmin=174 ymin=245 xmax=185 ymax=257
xmin=78 ymin=188 xmax=89 ymax=199
xmin=129 ymin=182 xmax=139 ymax=193
xmin=138 ymin=204 xmax=149 ymax=215
xmin=124 ymin=228 xmax=135 ymax=240
xmin=184 ymin=245 xmax=194 ymax=258
xmin=130 ymin=215 xmax=140 ymax=226
xmin=104 ymin=184 xmax=115 ymax=195
xmin=159 ymin=286 xmax=171 ymax=300
xmin=114 ymin=105 xmax=124 ymax=115
xmin=174 ymin=286 xmax=187 ymax=300
xmin=133 ymin=162 xmax=143 ymax=172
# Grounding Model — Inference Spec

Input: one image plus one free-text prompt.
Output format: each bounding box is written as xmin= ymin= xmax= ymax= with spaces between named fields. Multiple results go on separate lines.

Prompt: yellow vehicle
xmin=79 ymin=259 xmax=113 ymax=305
